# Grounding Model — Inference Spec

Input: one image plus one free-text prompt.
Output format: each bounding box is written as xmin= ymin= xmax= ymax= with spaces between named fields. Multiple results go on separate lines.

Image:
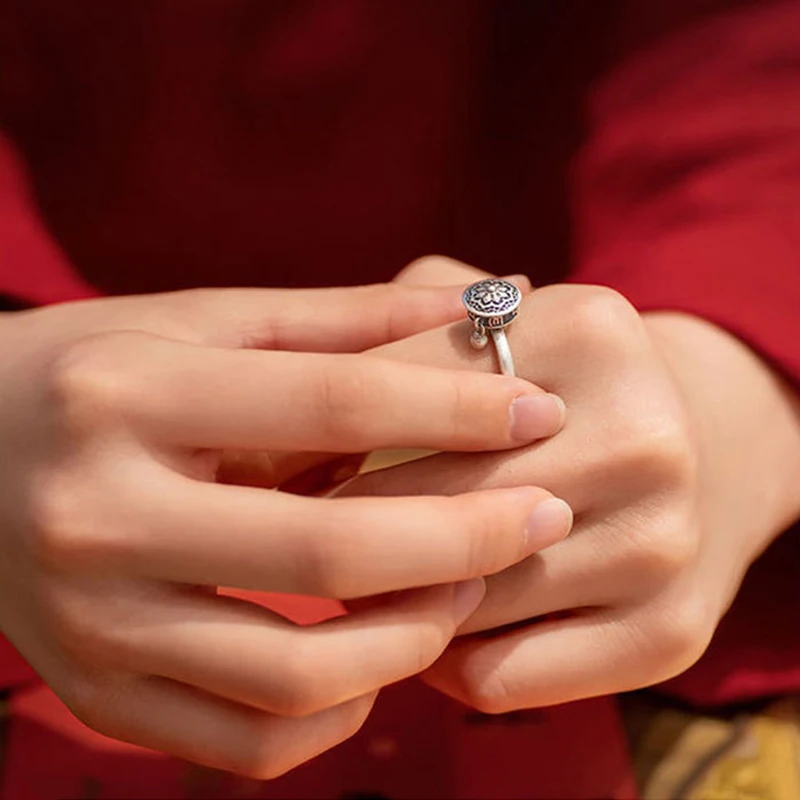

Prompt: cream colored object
xmin=624 ymin=694 xmax=800 ymax=800
xmin=361 ymin=450 xmax=433 ymax=473
xmin=687 ymin=697 xmax=800 ymax=800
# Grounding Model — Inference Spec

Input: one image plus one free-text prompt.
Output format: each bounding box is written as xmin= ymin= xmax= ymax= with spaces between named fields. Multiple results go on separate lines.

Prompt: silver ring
xmin=461 ymin=279 xmax=521 ymax=377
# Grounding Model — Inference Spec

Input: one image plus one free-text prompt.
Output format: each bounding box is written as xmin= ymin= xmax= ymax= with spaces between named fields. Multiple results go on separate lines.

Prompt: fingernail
xmin=524 ymin=498 xmax=573 ymax=555
xmin=452 ymin=578 xmax=486 ymax=624
xmin=510 ymin=394 xmax=566 ymax=441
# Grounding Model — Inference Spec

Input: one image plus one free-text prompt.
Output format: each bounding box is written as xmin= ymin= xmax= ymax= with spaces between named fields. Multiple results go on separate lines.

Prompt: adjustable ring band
xmin=462 ymin=279 xmax=522 ymax=377
xmin=490 ymin=328 xmax=515 ymax=377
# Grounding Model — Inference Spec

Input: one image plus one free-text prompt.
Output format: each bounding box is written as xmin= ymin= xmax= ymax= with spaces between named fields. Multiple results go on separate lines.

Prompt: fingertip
xmin=524 ymin=497 xmax=573 ymax=555
xmin=510 ymin=392 xmax=567 ymax=442
xmin=452 ymin=578 xmax=487 ymax=625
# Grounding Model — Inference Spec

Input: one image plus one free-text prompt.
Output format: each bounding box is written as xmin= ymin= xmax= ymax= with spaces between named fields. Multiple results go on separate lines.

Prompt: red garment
xmin=0 ymin=1 xmax=798 ymax=797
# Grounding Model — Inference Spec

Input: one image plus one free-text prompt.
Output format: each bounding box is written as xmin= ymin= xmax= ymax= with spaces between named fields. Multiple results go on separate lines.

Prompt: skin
xmin=2 ymin=263 xmax=798 ymax=776
xmin=339 ymin=257 xmax=800 ymax=713
xmin=0 ymin=283 xmax=571 ymax=778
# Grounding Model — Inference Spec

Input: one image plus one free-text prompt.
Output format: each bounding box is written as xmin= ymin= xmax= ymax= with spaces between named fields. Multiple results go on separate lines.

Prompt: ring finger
xmin=62 ymin=671 xmax=377 ymax=779
xmin=93 ymin=581 xmax=486 ymax=718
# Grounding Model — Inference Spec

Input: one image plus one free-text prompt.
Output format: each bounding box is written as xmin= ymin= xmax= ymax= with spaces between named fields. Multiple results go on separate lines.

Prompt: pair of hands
xmin=1 ymin=258 xmax=799 ymax=778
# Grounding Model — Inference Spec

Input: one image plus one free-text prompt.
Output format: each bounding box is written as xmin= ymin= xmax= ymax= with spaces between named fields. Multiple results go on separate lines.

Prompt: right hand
xmin=0 ymin=284 xmax=570 ymax=777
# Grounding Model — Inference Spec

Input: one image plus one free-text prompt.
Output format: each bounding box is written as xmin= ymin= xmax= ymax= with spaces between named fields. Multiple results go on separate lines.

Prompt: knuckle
xmin=232 ymin=699 xmax=372 ymax=780
xmin=460 ymin=496 xmax=522 ymax=577
xmin=447 ymin=376 xmax=511 ymax=447
xmin=611 ymin=413 xmax=696 ymax=491
xmin=641 ymin=421 xmax=695 ymax=487
xmin=404 ymin=255 xmax=447 ymax=271
xmin=394 ymin=255 xmax=464 ymax=283
xmin=48 ymin=334 xmax=132 ymax=432
xmin=301 ymin=525 xmax=359 ymax=599
xmin=226 ymin=749 xmax=288 ymax=782
xmin=60 ymin=676 xmax=120 ymax=737
xmin=361 ymin=284 xmax=403 ymax=343
xmin=466 ymin=688 xmax=513 ymax=716
xmin=443 ymin=645 xmax=521 ymax=715
xmin=561 ymin=286 xmax=643 ymax=354
xmin=48 ymin=593 xmax=118 ymax=669
xmin=27 ymin=473 xmax=132 ymax=573
xmin=154 ymin=290 xmax=233 ymax=342
xmin=625 ymin=511 xmax=699 ymax=585
xmin=456 ymin=510 xmax=492 ymax=579
xmin=28 ymin=479 xmax=95 ymax=569
xmin=465 ymin=532 xmax=500 ymax=581
xmin=447 ymin=380 xmax=480 ymax=444
xmin=309 ymin=567 xmax=352 ymax=602
xmin=363 ymin=281 xmax=402 ymax=302
xmin=460 ymin=663 xmax=518 ymax=715
xmin=267 ymin=644 xmax=327 ymax=717
xmin=342 ymin=281 xmax=400 ymax=313
xmin=317 ymin=360 xmax=376 ymax=446
xmin=657 ymin=610 xmax=714 ymax=676
xmin=637 ymin=597 xmax=715 ymax=680
xmin=163 ymin=287 xmax=217 ymax=311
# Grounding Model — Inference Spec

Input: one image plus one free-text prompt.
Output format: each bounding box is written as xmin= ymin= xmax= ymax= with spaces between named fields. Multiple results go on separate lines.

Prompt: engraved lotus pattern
xmin=462 ymin=279 xmax=521 ymax=316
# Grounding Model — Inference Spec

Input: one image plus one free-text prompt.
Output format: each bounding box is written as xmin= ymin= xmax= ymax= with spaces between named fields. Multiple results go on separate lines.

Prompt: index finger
xmin=112 ymin=334 xmax=564 ymax=453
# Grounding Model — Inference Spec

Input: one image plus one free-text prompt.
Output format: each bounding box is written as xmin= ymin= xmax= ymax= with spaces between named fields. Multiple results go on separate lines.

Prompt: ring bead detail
xmin=462 ymin=279 xmax=522 ymax=327
xmin=462 ymin=278 xmax=522 ymax=351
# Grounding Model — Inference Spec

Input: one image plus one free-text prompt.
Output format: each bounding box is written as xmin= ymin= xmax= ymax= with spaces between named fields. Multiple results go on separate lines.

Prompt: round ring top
xmin=462 ymin=279 xmax=522 ymax=319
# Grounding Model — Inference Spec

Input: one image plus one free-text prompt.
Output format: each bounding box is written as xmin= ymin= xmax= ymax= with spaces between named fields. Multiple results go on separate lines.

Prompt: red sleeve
xmin=570 ymin=0 xmax=800 ymax=384
xmin=0 ymin=131 xmax=97 ymax=306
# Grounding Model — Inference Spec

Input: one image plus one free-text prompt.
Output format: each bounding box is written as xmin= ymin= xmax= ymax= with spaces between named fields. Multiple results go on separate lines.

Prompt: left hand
xmin=339 ymin=257 xmax=800 ymax=712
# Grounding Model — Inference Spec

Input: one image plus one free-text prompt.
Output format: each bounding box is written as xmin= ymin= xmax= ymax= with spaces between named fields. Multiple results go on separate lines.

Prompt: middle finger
xmin=86 ymin=468 xmax=571 ymax=597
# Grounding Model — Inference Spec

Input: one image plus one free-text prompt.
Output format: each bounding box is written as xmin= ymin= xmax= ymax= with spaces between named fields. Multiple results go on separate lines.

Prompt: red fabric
xmin=3 ymin=680 xmax=637 ymax=800
xmin=0 ymin=135 xmax=97 ymax=304
xmin=0 ymin=0 xmax=798 ymax=797
xmin=570 ymin=0 xmax=800 ymax=384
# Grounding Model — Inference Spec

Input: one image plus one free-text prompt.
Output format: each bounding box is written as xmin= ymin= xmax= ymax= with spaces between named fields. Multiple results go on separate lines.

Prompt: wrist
xmin=644 ymin=312 xmax=800 ymax=565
